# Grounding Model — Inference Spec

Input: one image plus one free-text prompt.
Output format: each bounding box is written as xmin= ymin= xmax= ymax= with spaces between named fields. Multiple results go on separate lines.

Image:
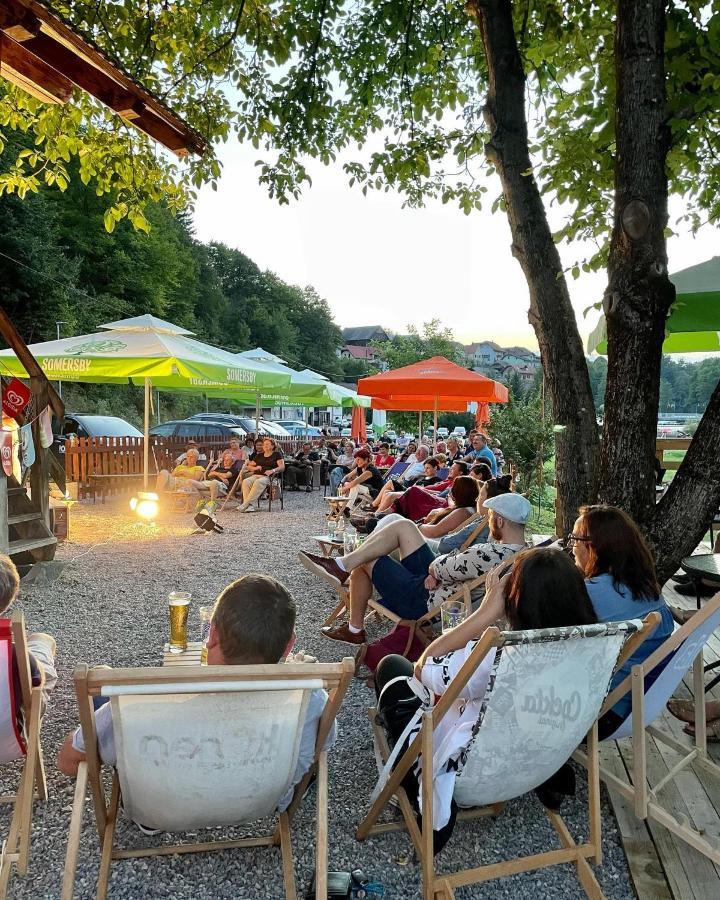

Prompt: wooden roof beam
xmin=0 ymin=4 xmax=41 ymax=42
xmin=0 ymin=32 xmax=72 ymax=102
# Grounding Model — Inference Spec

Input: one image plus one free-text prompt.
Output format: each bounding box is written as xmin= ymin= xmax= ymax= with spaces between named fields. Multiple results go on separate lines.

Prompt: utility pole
xmin=55 ymin=321 xmax=67 ymax=398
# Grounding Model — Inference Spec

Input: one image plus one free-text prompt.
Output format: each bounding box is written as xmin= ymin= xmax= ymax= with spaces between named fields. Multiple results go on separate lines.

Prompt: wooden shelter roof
xmin=0 ymin=0 xmax=205 ymax=156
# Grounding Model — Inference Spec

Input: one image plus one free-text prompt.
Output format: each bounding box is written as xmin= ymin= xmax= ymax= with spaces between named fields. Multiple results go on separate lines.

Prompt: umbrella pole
xmin=418 ymin=410 xmax=422 ymax=440
xmin=433 ymin=397 xmax=438 ymax=452
xmin=143 ymin=377 xmax=150 ymax=489
xmin=255 ymin=391 xmax=261 ymax=437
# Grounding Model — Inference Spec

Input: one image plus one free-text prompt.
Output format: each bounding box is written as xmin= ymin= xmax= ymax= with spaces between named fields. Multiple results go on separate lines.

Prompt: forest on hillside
xmin=0 ymin=133 xmax=344 ymax=424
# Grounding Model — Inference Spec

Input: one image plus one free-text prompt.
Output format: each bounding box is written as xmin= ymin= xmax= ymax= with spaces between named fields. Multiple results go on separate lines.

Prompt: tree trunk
xmin=599 ymin=0 xmax=674 ymax=524
xmin=650 ymin=379 xmax=720 ymax=584
xmin=467 ymin=0 xmax=600 ymax=535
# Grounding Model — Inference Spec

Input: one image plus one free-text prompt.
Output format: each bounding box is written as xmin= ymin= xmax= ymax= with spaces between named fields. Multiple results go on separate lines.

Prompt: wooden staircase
xmin=0 ymin=308 xmax=64 ymax=564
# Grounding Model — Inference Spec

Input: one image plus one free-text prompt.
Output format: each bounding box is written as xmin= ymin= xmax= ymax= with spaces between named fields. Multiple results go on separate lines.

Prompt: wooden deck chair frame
xmin=357 ymin=617 xmax=658 ymax=900
xmin=574 ymin=591 xmax=720 ymax=864
xmin=0 ymin=611 xmax=48 ymax=898
xmin=170 ymin=453 xmax=216 ymax=512
xmin=321 ymin=517 xmax=490 ymax=631
xmin=61 ymin=659 xmax=354 ymax=900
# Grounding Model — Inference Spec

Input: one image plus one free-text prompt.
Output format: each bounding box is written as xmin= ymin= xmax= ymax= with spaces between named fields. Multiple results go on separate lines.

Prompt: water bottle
xmin=343 ymin=524 xmax=357 ymax=554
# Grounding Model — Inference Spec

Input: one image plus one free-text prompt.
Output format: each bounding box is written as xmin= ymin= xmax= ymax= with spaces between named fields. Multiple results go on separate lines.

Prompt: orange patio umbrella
xmin=350 ymin=405 xmax=367 ymax=443
xmin=358 ymin=356 xmax=508 ymax=442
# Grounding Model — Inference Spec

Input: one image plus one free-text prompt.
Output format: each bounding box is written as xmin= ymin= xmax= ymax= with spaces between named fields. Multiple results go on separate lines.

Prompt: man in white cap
xmin=299 ymin=491 xmax=532 ymax=644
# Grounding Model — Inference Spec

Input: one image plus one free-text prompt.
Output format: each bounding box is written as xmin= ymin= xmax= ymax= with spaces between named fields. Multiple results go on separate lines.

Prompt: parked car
xmin=340 ymin=427 xmax=352 ymax=437
xmin=436 ymin=427 xmax=449 ymax=438
xmin=281 ymin=423 xmax=324 ymax=439
xmin=450 ymin=426 xmax=467 ymax=437
xmin=188 ymin=413 xmax=290 ymax=438
xmin=150 ymin=419 xmax=248 ymax=443
xmin=53 ymin=414 xmax=142 ymax=456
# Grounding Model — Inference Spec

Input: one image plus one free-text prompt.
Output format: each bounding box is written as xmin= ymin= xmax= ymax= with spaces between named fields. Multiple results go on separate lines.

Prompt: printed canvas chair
xmin=0 ymin=611 xmax=47 ymax=898
xmin=357 ymin=617 xmax=656 ymax=900
xmin=61 ymin=659 xmax=354 ymax=900
xmin=574 ymin=590 xmax=720 ymax=863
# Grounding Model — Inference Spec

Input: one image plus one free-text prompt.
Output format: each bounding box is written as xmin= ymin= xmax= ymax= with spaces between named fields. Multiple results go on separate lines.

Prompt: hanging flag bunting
xmin=1 ymin=378 xmax=31 ymax=419
xmin=39 ymin=407 xmax=53 ymax=449
xmin=20 ymin=425 xmax=35 ymax=469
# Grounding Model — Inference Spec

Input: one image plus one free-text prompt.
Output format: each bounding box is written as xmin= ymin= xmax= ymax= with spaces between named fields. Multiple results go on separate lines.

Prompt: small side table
xmin=680 ymin=554 xmax=720 ymax=693
xmin=312 ymin=536 xmax=344 ymax=558
xmin=163 ymin=641 xmax=203 ymax=667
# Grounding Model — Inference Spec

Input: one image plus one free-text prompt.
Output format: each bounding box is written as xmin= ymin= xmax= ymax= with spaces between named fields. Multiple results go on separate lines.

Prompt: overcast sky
xmin=192 ymin=140 xmax=719 ymax=352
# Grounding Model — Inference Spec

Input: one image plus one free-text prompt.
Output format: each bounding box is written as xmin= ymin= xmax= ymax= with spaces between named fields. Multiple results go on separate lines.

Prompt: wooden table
xmin=312 ymin=536 xmax=344 ymax=557
xmin=163 ymin=641 xmax=203 ymax=667
xmin=324 ymin=495 xmax=350 ymax=519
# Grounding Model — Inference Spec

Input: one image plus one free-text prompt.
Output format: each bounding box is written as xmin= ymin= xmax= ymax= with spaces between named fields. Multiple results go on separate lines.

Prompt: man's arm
xmin=57 ymin=731 xmax=85 ymax=777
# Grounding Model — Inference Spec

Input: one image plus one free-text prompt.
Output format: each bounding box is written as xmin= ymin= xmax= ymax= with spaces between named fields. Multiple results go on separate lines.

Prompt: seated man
xmin=206 ymin=449 xmax=240 ymax=496
xmin=0 ymin=554 xmax=57 ymax=726
xmin=299 ymin=492 xmax=532 ymax=643
xmin=463 ymin=433 xmax=497 ymax=476
xmin=58 ymin=574 xmax=336 ymax=816
xmin=284 ymin=442 xmax=320 ymax=492
xmin=156 ymin=447 xmax=221 ymax=502
xmin=371 ymin=446 xmax=430 ymax=510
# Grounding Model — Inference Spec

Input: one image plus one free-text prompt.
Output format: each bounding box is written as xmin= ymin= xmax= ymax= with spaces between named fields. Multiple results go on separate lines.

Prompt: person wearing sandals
xmin=569 ymin=504 xmax=674 ymax=738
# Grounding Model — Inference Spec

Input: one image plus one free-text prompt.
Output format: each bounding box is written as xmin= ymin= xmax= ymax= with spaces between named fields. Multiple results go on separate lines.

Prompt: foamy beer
xmin=168 ymin=591 xmax=191 ymax=653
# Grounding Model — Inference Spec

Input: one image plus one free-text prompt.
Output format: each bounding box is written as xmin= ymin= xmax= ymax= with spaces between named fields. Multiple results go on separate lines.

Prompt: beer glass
xmin=440 ymin=600 xmax=466 ymax=634
xmin=198 ymin=604 xmax=213 ymax=665
xmin=168 ymin=591 xmax=191 ymax=653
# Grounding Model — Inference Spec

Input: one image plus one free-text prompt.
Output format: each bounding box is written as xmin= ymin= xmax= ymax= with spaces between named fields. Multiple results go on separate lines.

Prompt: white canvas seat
xmin=0 ymin=611 xmax=48 ymax=898
xmin=574 ymin=591 xmax=720 ymax=863
xmin=61 ymin=660 xmax=353 ymax=900
xmin=357 ymin=617 xmax=656 ymax=900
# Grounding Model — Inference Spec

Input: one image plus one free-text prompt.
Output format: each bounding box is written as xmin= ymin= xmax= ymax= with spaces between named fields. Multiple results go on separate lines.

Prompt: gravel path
xmin=0 ymin=492 xmax=634 ymax=899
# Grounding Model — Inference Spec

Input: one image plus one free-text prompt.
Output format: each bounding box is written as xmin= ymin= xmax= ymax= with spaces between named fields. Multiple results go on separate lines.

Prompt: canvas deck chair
xmin=357 ymin=617 xmax=656 ymax=900
xmin=574 ymin=590 xmax=720 ymax=863
xmin=61 ymin=659 xmax=354 ymax=900
xmin=0 ymin=611 xmax=47 ymax=898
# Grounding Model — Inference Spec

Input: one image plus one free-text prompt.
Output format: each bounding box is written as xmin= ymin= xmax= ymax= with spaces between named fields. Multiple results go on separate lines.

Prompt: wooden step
xmin=8 ymin=536 xmax=57 ymax=557
xmin=8 ymin=512 xmax=43 ymax=525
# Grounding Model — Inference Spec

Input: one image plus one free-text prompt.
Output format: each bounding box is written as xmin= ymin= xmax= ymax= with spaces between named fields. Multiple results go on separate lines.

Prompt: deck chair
xmin=170 ymin=454 xmax=216 ymax=512
xmin=0 ymin=611 xmax=48 ymax=898
xmin=357 ymin=618 xmax=655 ymax=900
xmin=574 ymin=590 xmax=720 ymax=863
xmin=383 ymin=461 xmax=409 ymax=483
xmin=61 ymin=659 xmax=354 ymax=900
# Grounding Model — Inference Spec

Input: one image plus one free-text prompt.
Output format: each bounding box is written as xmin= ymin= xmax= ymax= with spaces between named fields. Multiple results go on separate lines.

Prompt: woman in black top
xmin=338 ymin=449 xmax=385 ymax=505
xmin=237 ymin=438 xmax=285 ymax=512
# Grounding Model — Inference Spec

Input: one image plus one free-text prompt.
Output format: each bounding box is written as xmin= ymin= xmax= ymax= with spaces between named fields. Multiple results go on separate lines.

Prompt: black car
xmin=188 ymin=413 xmax=290 ymax=438
xmin=149 ymin=419 xmax=249 ymax=442
xmin=52 ymin=414 xmax=143 ymax=456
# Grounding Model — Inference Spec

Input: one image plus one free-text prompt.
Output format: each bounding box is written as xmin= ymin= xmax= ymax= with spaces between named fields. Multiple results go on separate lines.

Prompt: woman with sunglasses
xmin=570 ymin=504 xmax=674 ymax=737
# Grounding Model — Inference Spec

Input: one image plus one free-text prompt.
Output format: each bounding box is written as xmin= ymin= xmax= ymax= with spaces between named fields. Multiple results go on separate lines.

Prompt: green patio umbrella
xmin=0 ymin=315 xmax=290 ymax=484
xmin=587 ymin=256 xmax=720 ymax=354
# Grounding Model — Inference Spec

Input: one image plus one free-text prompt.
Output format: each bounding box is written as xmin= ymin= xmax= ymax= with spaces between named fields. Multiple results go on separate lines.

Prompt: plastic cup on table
xmin=440 ymin=600 xmax=466 ymax=634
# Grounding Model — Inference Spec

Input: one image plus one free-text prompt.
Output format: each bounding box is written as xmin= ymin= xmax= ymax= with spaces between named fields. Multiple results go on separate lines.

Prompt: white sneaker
xmin=243 ymin=505 xmax=256 ymax=513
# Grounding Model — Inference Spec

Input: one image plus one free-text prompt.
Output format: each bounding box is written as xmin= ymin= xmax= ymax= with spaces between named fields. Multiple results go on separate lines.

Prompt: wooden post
xmin=143 ymin=377 xmax=150 ymax=489
xmin=29 ymin=376 xmax=50 ymax=527
xmin=433 ymin=396 xmax=438 ymax=452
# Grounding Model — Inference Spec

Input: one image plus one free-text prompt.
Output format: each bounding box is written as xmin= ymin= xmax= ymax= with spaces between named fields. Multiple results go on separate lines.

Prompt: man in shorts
xmin=299 ymin=493 xmax=531 ymax=644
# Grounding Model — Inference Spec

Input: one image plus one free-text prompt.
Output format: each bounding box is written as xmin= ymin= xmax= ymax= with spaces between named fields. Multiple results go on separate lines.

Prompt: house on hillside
xmin=461 ymin=341 xmax=504 ymax=367
xmin=342 ymin=326 xmax=390 ymax=346
xmin=497 ymin=346 xmax=541 ymax=369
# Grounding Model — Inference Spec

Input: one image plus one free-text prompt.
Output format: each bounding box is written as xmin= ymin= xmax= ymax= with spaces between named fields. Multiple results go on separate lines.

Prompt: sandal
xmin=667 ymin=697 xmax=698 ymax=723
xmin=682 ymin=718 xmax=720 ymax=742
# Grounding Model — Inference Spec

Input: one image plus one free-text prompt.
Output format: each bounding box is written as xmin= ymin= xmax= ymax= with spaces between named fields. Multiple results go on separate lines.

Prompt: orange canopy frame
xmin=357 ymin=356 xmax=508 ymax=402
xmin=370 ymin=395 xmax=471 ymax=412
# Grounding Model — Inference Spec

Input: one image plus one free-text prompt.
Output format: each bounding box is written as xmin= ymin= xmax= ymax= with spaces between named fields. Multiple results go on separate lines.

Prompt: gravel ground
xmin=0 ymin=491 xmax=634 ymax=899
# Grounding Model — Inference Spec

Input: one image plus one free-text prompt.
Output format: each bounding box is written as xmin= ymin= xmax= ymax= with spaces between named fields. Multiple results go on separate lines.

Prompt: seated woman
xmin=385 ymin=461 xmax=469 ymax=521
xmin=399 ymin=441 xmax=418 ymax=464
xmin=375 ymin=547 xmax=598 ymax=852
xmin=570 ymin=504 xmax=674 ymax=737
xmin=469 ymin=462 xmax=492 ymax=483
xmin=374 ymin=443 xmax=395 ymax=468
xmin=329 ymin=440 xmax=355 ymax=493
xmin=337 ymin=449 xmax=385 ymax=504
xmin=375 ymin=476 xmax=479 ymax=552
xmin=236 ymin=437 xmax=285 ymax=512
xmin=375 ymin=457 xmax=443 ymax=514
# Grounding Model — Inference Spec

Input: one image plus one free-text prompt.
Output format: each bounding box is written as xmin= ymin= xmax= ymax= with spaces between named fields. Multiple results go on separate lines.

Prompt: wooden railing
xmin=655 ymin=437 xmax=691 ymax=472
xmin=64 ymin=435 xmax=303 ymax=499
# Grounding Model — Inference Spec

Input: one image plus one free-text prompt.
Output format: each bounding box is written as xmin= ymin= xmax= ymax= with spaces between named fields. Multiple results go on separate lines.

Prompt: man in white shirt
xmin=58 ymin=575 xmax=335 ymax=817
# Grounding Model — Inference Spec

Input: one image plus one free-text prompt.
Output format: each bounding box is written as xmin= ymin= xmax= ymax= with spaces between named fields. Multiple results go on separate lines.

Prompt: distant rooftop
xmin=342 ymin=325 xmax=390 ymax=343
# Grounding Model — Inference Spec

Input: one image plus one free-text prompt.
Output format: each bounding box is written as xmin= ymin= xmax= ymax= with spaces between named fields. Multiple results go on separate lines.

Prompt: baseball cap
xmin=483 ymin=493 xmax=532 ymax=524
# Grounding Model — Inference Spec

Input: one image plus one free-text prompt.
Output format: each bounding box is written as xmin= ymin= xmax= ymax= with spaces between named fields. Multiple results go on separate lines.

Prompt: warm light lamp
xmin=129 ymin=491 xmax=160 ymax=521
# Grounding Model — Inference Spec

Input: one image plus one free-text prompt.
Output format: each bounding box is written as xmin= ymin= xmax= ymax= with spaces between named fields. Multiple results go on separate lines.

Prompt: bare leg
xmin=342 ymin=519 xmax=426 ymax=571
xmin=376 ymin=490 xmax=403 ymax=512
xmin=348 ymin=567 xmax=375 ymax=629
xmin=372 ymin=481 xmax=395 ymax=509
xmin=155 ymin=470 xmax=171 ymax=492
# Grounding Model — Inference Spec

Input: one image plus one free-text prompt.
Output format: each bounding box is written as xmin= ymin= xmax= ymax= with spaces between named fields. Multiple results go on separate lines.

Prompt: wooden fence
xmin=64 ymin=435 xmax=302 ymax=499
xmin=655 ymin=437 xmax=691 ymax=471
